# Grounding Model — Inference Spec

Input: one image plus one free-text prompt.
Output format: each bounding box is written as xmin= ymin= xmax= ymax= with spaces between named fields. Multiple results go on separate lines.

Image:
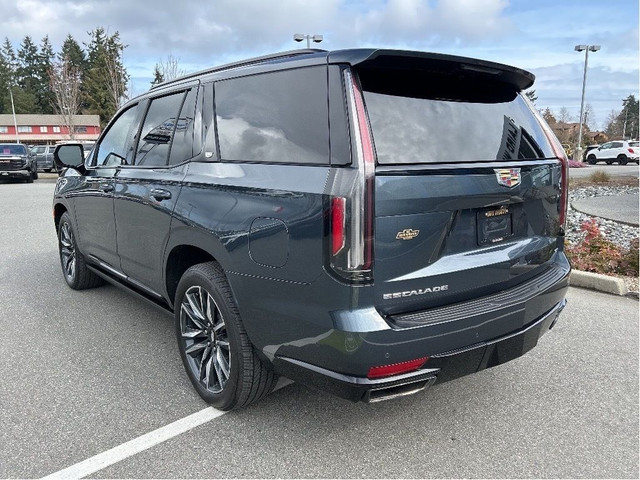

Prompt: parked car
xmin=30 ymin=145 xmax=57 ymax=172
xmin=585 ymin=140 xmax=639 ymax=165
xmin=53 ymin=48 xmax=570 ymax=410
xmin=0 ymin=143 xmax=38 ymax=182
xmin=582 ymin=144 xmax=600 ymax=161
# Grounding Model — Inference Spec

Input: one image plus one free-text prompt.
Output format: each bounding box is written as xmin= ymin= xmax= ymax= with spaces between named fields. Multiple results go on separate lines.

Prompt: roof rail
xmin=150 ymin=49 xmax=327 ymax=90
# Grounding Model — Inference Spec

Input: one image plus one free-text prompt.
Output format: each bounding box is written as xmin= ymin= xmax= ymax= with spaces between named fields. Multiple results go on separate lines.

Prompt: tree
xmin=557 ymin=106 xmax=573 ymax=124
xmin=15 ymin=36 xmax=39 ymax=113
xmin=524 ymin=89 xmax=537 ymax=104
xmin=150 ymin=65 xmax=164 ymax=87
xmin=49 ymin=54 xmax=82 ymax=139
xmin=0 ymin=38 xmax=15 ymax=114
xmin=603 ymin=95 xmax=639 ymax=139
xmin=35 ymin=35 xmax=56 ymax=113
xmin=84 ymin=28 xmax=129 ymax=125
xmin=542 ymin=107 xmax=556 ymax=125
xmin=582 ymin=103 xmax=595 ymax=131
xmin=155 ymin=54 xmax=185 ymax=83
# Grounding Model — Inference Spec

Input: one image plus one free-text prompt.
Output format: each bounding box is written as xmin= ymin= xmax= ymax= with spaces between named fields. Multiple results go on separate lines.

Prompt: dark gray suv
xmin=53 ymin=49 xmax=570 ymax=410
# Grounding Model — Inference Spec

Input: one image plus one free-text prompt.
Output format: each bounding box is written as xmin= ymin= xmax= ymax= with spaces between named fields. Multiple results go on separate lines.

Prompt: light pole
xmin=293 ymin=33 xmax=323 ymax=49
xmin=574 ymin=44 xmax=600 ymax=161
xmin=8 ymin=84 xmax=19 ymax=143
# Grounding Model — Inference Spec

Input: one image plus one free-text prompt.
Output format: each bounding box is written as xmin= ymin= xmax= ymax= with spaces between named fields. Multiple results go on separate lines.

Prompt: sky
xmin=1 ymin=0 xmax=638 ymax=130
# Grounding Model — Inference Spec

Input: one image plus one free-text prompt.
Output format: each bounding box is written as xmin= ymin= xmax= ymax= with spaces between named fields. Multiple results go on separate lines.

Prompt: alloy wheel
xmin=59 ymin=222 xmax=76 ymax=281
xmin=180 ymin=286 xmax=231 ymax=394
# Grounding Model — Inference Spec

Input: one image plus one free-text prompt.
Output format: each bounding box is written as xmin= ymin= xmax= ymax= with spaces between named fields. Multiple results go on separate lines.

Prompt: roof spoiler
xmin=327 ymin=49 xmax=534 ymax=91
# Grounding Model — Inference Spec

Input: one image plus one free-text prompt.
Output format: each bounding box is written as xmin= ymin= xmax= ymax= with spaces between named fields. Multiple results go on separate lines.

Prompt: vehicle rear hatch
xmin=351 ymin=52 xmax=567 ymax=317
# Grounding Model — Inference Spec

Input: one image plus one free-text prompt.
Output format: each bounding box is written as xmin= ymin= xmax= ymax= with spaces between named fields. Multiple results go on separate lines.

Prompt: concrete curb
xmin=570 ymin=270 xmax=629 ymax=296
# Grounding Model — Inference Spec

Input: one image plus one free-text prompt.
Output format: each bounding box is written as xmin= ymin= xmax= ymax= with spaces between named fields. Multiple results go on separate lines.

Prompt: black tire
xmin=617 ymin=155 xmax=628 ymax=165
xmin=57 ymin=212 xmax=104 ymax=290
xmin=587 ymin=155 xmax=597 ymax=165
xmin=175 ymin=262 xmax=278 ymax=410
xmin=32 ymin=169 xmax=38 ymax=180
xmin=25 ymin=174 xmax=33 ymax=183
xmin=44 ymin=168 xmax=52 ymax=173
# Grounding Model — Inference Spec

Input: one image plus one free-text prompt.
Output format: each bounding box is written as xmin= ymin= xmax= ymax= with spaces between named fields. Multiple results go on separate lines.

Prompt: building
xmin=0 ymin=114 xmax=101 ymax=145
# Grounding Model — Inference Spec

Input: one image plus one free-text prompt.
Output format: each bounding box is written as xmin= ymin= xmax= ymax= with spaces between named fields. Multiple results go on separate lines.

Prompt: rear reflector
xmin=331 ymin=197 xmax=346 ymax=255
xmin=367 ymin=357 xmax=428 ymax=379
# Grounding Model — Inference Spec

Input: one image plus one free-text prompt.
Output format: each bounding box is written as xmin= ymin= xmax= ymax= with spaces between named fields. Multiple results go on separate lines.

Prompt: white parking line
xmin=40 ymin=379 xmax=293 ymax=479
xmin=40 ymin=407 xmax=226 ymax=479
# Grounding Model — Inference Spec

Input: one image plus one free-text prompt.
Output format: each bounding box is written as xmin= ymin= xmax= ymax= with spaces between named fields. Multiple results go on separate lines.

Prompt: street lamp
xmin=293 ymin=33 xmax=323 ymax=49
xmin=574 ymin=44 xmax=600 ymax=161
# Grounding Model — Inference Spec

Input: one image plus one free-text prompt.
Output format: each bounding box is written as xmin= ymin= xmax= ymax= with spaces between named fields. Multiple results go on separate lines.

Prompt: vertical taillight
xmin=526 ymin=96 xmax=569 ymax=231
xmin=325 ymin=69 xmax=375 ymax=284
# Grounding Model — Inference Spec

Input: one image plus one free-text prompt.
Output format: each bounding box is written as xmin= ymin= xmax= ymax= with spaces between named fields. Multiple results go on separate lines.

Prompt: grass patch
xmin=588 ymin=170 xmax=611 ymax=183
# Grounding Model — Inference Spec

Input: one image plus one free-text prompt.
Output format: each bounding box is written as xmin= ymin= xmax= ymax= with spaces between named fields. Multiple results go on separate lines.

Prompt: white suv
xmin=586 ymin=140 xmax=639 ymax=165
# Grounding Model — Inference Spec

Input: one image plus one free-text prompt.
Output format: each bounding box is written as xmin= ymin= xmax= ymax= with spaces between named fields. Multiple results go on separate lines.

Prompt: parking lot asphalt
xmin=1 ymin=179 xmax=638 ymax=478
xmin=569 ymin=163 xmax=639 ymax=178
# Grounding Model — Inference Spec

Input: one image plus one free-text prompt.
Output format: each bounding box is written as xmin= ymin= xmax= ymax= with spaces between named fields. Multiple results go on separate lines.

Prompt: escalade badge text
xmin=494 ymin=168 xmax=521 ymax=188
xmin=383 ymin=285 xmax=449 ymax=300
xmin=396 ymin=228 xmax=420 ymax=240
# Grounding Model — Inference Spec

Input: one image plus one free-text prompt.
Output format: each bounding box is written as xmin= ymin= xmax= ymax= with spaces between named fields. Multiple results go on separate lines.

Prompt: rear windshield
xmin=359 ymin=69 xmax=554 ymax=164
xmin=630 ymin=141 xmax=639 ymax=148
xmin=0 ymin=144 xmax=27 ymax=155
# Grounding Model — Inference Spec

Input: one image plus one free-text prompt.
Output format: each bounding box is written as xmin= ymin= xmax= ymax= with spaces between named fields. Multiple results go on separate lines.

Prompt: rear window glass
xmin=0 ymin=144 xmax=27 ymax=155
xmin=359 ymin=69 xmax=554 ymax=164
xmin=629 ymin=141 xmax=638 ymax=148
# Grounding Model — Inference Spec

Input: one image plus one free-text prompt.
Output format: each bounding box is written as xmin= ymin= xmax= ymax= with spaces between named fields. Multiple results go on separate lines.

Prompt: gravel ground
xmin=567 ymin=185 xmax=639 ymax=248
xmin=566 ymin=184 xmax=639 ymax=295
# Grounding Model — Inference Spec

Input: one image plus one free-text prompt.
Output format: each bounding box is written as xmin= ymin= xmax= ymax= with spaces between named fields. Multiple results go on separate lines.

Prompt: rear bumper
xmin=274 ymin=297 xmax=567 ymax=402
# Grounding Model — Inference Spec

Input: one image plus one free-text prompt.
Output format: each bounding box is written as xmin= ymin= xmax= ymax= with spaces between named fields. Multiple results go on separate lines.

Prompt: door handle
xmin=150 ymin=188 xmax=172 ymax=201
xmin=99 ymin=183 xmax=114 ymax=193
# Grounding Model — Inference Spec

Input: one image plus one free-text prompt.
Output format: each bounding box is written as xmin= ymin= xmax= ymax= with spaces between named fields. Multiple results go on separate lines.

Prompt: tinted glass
xmin=215 ymin=67 xmax=329 ymax=164
xmin=611 ymin=142 xmax=623 ymax=148
xmin=168 ymin=88 xmax=197 ymax=165
xmin=135 ymin=91 xmax=186 ymax=166
xmin=360 ymin=69 xmax=554 ymax=164
xmin=32 ymin=146 xmax=45 ymax=154
xmin=0 ymin=144 xmax=27 ymax=155
xmin=95 ymin=105 xmax=139 ymax=167
xmin=629 ymin=141 xmax=639 ymax=147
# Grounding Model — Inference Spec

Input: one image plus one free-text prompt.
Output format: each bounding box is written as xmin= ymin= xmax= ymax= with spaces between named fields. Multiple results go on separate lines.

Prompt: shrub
xmin=566 ymin=219 xmax=639 ymax=276
xmin=588 ymin=170 xmax=611 ymax=183
xmin=568 ymin=159 xmax=587 ymax=168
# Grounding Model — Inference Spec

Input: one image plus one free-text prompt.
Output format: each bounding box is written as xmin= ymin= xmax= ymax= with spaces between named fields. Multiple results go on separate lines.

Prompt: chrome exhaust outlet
xmin=364 ymin=376 xmax=437 ymax=403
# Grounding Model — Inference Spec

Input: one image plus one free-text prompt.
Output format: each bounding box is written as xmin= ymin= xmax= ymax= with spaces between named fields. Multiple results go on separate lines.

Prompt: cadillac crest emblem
xmin=494 ymin=168 xmax=521 ymax=188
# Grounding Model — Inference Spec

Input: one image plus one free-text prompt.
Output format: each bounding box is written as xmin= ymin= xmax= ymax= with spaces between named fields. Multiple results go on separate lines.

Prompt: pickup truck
xmin=30 ymin=145 xmax=56 ymax=172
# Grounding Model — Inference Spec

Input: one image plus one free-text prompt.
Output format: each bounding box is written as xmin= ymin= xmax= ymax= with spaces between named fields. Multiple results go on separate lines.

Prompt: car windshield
xmin=0 ymin=144 xmax=27 ymax=155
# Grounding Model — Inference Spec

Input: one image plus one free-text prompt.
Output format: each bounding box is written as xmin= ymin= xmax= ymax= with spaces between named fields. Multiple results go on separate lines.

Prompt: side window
xmin=33 ymin=146 xmax=45 ymax=154
xmin=134 ymin=91 xmax=186 ymax=167
xmin=168 ymin=88 xmax=197 ymax=165
xmin=215 ymin=66 xmax=329 ymax=165
xmin=95 ymin=105 xmax=139 ymax=167
xmin=611 ymin=142 xmax=623 ymax=148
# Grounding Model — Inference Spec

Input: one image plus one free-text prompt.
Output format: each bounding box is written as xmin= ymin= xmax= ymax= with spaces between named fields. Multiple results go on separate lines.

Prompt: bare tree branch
xmin=158 ymin=54 xmax=186 ymax=82
xmin=49 ymin=55 xmax=81 ymax=140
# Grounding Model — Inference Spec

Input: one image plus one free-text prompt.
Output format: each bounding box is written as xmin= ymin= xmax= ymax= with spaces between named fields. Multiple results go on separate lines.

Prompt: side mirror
xmin=54 ymin=144 xmax=85 ymax=171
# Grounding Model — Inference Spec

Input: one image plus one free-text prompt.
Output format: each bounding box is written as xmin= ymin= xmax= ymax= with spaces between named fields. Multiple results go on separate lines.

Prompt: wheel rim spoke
xmin=180 ymin=284 xmax=231 ymax=395
xmin=60 ymin=222 xmax=76 ymax=279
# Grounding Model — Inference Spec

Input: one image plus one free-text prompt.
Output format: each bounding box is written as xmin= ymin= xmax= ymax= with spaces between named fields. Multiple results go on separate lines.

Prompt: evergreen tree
xmin=15 ymin=35 xmax=39 ymax=113
xmin=0 ymin=39 xmax=15 ymax=114
xmin=151 ymin=65 xmax=164 ymax=86
xmin=84 ymin=28 xmax=129 ymax=125
xmin=35 ymin=35 xmax=56 ymax=113
xmin=60 ymin=34 xmax=88 ymax=112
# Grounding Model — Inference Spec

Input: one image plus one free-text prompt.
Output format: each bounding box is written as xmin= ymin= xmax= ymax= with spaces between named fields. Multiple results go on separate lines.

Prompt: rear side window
xmin=135 ymin=91 xmax=186 ymax=167
xmin=359 ymin=68 xmax=554 ymax=164
xmin=215 ymin=66 xmax=329 ymax=165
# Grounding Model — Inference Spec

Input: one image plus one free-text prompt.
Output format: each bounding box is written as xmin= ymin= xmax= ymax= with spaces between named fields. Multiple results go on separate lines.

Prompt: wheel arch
xmin=165 ymin=244 xmax=220 ymax=306
xmin=53 ymin=202 xmax=68 ymax=232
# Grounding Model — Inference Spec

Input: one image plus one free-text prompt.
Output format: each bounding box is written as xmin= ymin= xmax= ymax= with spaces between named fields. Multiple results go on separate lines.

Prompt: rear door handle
xmin=99 ymin=183 xmax=114 ymax=193
xmin=150 ymin=188 xmax=172 ymax=201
